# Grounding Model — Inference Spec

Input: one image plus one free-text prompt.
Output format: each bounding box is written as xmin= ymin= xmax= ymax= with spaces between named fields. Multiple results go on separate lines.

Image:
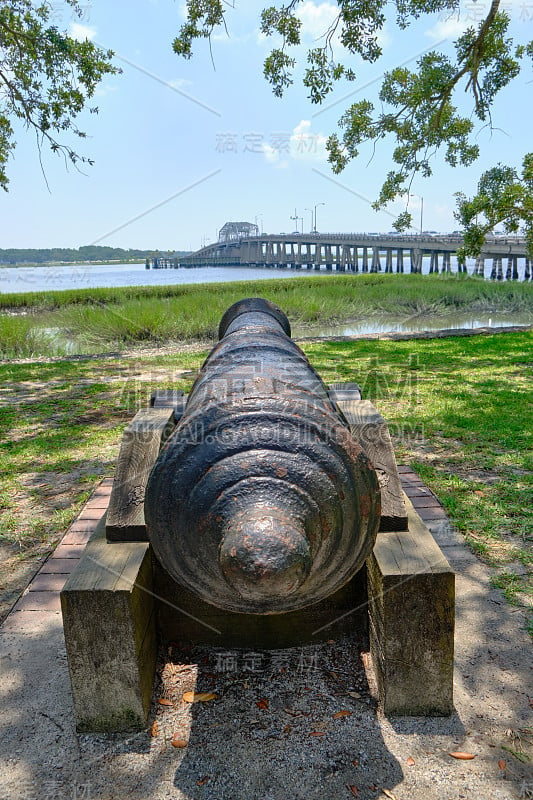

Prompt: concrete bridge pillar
xmin=429 ymin=251 xmax=438 ymax=274
xmin=325 ymin=244 xmax=333 ymax=271
xmin=505 ymin=255 xmax=518 ymax=280
xmin=281 ymin=242 xmax=288 ymax=268
xmin=371 ymin=247 xmax=381 ymax=272
xmin=442 ymin=252 xmax=451 ymax=273
xmin=525 ymin=258 xmax=531 ymax=281
xmin=341 ymin=245 xmax=351 ymax=271
xmin=362 ymin=247 xmax=369 ymax=273
xmin=410 ymin=249 xmax=422 ymax=273
xmin=490 ymin=256 xmax=503 ymax=280
xmin=474 ymin=255 xmax=484 ymax=277
xmin=353 ymin=246 xmax=359 ymax=272
xmin=385 ymin=249 xmax=393 ymax=273
xmin=396 ymin=249 xmax=404 ymax=273
xmin=505 ymin=256 xmax=513 ymax=281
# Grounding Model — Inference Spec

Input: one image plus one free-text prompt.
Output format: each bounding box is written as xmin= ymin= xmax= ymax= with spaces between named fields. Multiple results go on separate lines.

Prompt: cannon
xmin=62 ymin=298 xmax=455 ymax=732
xmin=145 ymin=298 xmax=381 ymax=614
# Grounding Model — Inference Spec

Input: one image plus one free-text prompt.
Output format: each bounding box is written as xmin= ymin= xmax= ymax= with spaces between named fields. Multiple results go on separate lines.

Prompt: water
xmin=0 ymin=253 xmax=530 ymax=294
xmin=292 ymin=312 xmax=532 ymax=338
xmin=0 ymin=262 xmax=305 ymax=294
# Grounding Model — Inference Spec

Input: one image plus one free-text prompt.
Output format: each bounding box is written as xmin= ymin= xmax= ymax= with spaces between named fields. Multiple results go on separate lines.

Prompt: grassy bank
xmin=0 ymin=274 xmax=532 ymax=357
xmin=0 ymin=329 xmax=531 ymax=632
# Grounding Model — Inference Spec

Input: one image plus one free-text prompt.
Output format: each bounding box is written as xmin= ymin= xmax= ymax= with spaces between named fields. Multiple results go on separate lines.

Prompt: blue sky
xmin=1 ymin=0 xmax=532 ymax=250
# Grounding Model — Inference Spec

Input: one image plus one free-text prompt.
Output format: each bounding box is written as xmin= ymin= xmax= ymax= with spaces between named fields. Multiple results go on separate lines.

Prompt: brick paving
xmin=0 ymin=469 xmax=468 ymax=633
xmin=4 ymin=478 xmax=113 ymax=623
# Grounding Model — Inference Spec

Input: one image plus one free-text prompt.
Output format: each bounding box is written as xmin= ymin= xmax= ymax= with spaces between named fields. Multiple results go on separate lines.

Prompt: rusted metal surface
xmin=145 ymin=298 xmax=380 ymax=614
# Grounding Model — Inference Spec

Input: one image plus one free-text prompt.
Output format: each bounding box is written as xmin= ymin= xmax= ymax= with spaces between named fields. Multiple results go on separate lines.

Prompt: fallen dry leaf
xmin=310 ymin=731 xmax=325 ymax=737
xmin=256 ymin=698 xmax=269 ymax=710
xmin=406 ymin=756 xmax=415 ymax=766
xmin=150 ymin=721 xmax=159 ymax=737
xmin=347 ymin=786 xmax=358 ymax=797
xmin=158 ymin=698 xmax=174 ymax=707
xmin=351 ymin=759 xmax=358 ymax=767
xmin=382 ymin=790 xmax=398 ymax=800
xmin=347 ymin=692 xmax=361 ymax=699
xmin=171 ymin=735 xmax=188 ymax=749
xmin=196 ymin=776 xmax=209 ymax=786
xmin=498 ymin=759 xmax=507 ymax=770
xmin=182 ymin=691 xmax=217 ymax=704
xmin=283 ymin=724 xmax=292 ymax=734
xmin=449 ymin=752 xmax=475 ymax=760
xmin=333 ymin=710 xmax=352 ymax=719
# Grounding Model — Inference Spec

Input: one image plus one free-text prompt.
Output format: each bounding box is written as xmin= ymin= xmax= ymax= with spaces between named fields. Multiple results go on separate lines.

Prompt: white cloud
xmin=296 ymin=1 xmax=339 ymax=41
xmin=95 ymin=83 xmax=117 ymax=98
xmin=168 ymin=78 xmax=193 ymax=90
xmin=262 ymin=143 xmax=289 ymax=169
xmin=261 ymin=120 xmax=329 ymax=167
xmin=425 ymin=14 xmax=471 ymax=40
xmin=257 ymin=1 xmax=337 ymax=46
xmin=69 ymin=23 xmax=97 ymax=41
xmin=290 ymin=119 xmax=328 ymax=162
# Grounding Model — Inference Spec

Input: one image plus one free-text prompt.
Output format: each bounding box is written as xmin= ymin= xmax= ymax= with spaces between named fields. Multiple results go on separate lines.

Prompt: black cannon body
xmin=145 ymin=298 xmax=380 ymax=615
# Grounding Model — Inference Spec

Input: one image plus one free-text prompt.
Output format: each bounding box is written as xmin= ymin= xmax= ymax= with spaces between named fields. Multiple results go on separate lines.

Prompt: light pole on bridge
xmin=290 ymin=208 xmax=302 ymax=233
xmin=313 ymin=202 xmax=325 ymax=233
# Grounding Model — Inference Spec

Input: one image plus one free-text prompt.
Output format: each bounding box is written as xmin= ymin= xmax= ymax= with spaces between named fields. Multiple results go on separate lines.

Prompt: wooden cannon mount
xmin=61 ymin=306 xmax=454 ymax=733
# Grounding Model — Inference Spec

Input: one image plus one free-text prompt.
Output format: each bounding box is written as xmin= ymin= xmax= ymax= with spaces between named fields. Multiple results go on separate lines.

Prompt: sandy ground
xmin=0 ymin=514 xmax=531 ymax=800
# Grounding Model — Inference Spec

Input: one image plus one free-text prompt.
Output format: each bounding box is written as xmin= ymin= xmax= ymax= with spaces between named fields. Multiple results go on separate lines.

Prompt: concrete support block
xmin=61 ymin=517 xmax=157 ymax=732
xmin=367 ymin=496 xmax=455 ymax=716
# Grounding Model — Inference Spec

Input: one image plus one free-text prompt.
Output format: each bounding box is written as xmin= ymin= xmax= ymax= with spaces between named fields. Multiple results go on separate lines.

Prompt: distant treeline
xmin=0 ymin=246 xmax=190 ymax=265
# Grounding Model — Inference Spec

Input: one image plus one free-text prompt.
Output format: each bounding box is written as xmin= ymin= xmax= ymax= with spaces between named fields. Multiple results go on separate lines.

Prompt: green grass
xmin=0 ymin=327 xmax=531 ymax=632
xmin=0 ymin=273 xmax=532 ymax=357
xmin=301 ymin=331 xmax=533 ymax=632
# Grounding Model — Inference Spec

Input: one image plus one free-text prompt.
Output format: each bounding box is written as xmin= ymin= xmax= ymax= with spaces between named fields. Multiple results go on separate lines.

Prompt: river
xmin=0 ymin=262 xmax=304 ymax=294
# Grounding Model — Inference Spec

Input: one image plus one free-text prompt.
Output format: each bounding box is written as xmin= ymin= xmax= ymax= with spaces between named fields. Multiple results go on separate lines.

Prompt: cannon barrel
xmin=145 ymin=298 xmax=380 ymax=614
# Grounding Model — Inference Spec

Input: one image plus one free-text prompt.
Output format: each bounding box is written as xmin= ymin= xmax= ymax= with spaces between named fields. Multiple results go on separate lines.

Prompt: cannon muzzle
xmin=145 ymin=298 xmax=380 ymax=614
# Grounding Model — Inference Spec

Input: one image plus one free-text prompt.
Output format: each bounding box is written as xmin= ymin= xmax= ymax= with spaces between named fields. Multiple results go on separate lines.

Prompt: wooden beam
xmin=106 ymin=407 xmax=176 ymax=542
xmin=335 ymin=396 xmax=407 ymax=530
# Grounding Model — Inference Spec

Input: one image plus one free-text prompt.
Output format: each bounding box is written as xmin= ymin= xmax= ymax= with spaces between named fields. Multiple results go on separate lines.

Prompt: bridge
xmin=177 ymin=229 xmax=531 ymax=281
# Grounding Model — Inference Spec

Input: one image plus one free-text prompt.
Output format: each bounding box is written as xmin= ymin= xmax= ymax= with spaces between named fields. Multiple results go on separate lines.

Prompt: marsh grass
xmin=1 ymin=274 xmax=532 ymax=357
xmin=0 ymin=313 xmax=59 ymax=357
